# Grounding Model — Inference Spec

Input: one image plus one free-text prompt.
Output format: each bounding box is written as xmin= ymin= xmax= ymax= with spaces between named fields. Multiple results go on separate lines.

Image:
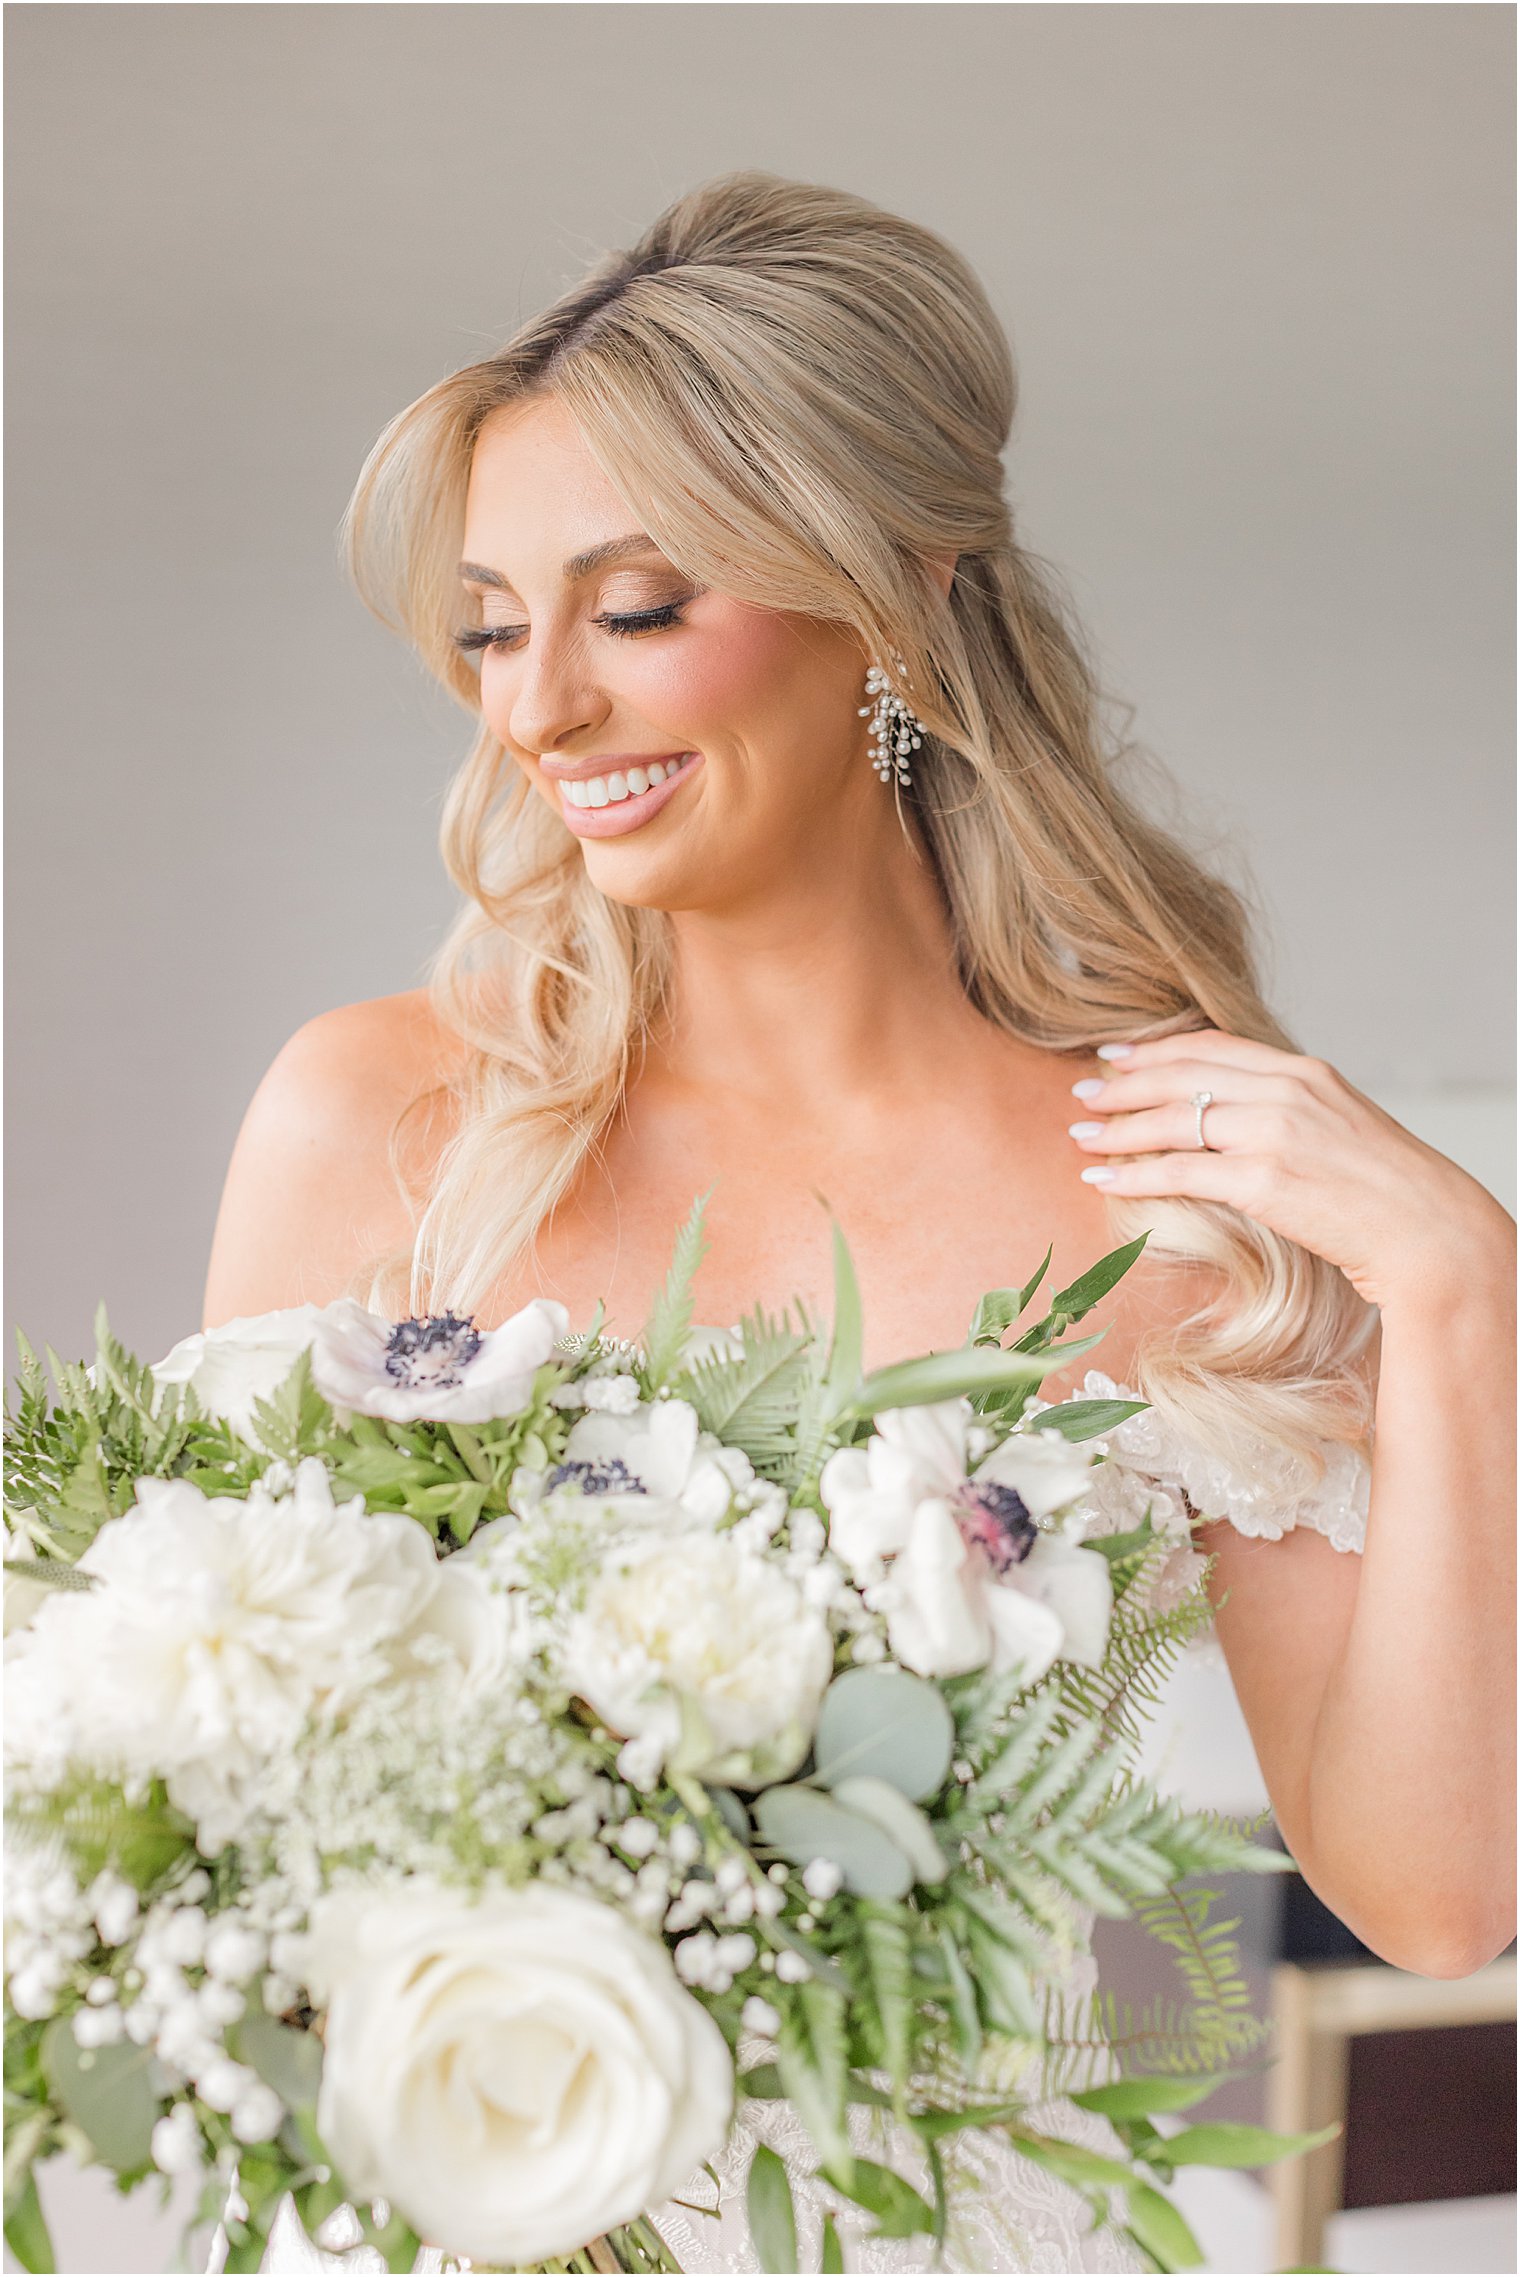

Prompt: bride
xmin=201 ymin=172 xmax=1514 ymax=2273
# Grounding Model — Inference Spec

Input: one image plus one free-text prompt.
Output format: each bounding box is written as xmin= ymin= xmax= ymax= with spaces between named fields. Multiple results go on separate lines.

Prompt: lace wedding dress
xmin=211 ymin=1368 xmax=1372 ymax=2277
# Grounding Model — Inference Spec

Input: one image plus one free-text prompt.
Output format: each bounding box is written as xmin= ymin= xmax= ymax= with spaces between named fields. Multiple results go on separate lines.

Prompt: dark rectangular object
xmin=1343 ymin=2021 xmax=1517 ymax=2208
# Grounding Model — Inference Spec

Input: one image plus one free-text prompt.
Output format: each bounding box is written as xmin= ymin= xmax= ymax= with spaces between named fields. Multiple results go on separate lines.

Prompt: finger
xmin=1069 ymin=1099 xmax=1252 ymax=1156
xmin=1077 ymin=1147 xmax=1261 ymax=1201
xmin=1072 ymin=1060 xmax=1300 ymax=1118
xmin=1094 ymin=1028 xmax=1306 ymax=1080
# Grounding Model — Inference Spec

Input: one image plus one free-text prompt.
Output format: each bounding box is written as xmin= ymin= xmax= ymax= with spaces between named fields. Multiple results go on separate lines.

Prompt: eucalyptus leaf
xmin=821 ymin=2214 xmax=845 ymax=2274
xmin=745 ymin=2145 xmax=798 ymax=2274
xmin=40 ymin=2021 xmax=159 ymax=2175
xmin=753 ymin=1785 xmax=913 ymax=1900
xmin=812 ymin=1666 xmax=955 ymax=1801
xmin=230 ymin=2011 xmax=322 ymax=2112
xmin=829 ymin=1778 xmax=947 ymax=1885
xmin=706 ymin=1786 xmax=751 ymax=1843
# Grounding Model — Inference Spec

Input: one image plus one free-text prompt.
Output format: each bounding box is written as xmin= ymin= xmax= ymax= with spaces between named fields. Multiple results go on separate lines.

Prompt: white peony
xmin=820 ymin=1399 xmax=1112 ymax=1684
xmin=151 ymin=1305 xmax=328 ymax=1444
xmin=2 ymin=1459 xmax=513 ymax=1849
xmin=309 ymin=1297 xmax=569 ymax=1425
xmin=559 ymin=1528 xmax=835 ymax=1788
xmin=289 ymin=1881 xmax=733 ymax=2265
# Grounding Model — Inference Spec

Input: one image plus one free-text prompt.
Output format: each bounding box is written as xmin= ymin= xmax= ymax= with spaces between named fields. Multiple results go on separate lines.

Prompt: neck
xmin=649 ymin=807 xmax=993 ymax=1108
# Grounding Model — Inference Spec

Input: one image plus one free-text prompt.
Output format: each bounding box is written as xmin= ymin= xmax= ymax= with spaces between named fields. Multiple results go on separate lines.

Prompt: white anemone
xmin=819 ymin=1398 xmax=1111 ymax=1683
xmin=529 ymin=1394 xmax=776 ymax=1528
xmin=309 ymin=1297 xmax=570 ymax=1425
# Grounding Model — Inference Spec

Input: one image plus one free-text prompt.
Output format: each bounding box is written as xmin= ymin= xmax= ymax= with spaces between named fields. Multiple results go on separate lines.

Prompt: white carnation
xmin=3 ymin=1459 xmax=505 ymax=1849
xmin=290 ymin=1881 xmax=733 ymax=2265
xmin=560 ymin=1528 xmax=834 ymax=1787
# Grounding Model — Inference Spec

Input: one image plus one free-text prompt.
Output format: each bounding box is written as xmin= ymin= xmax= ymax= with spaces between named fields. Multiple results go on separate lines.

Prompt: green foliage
xmin=776 ymin=1980 xmax=851 ymax=2180
xmin=967 ymin=1246 xmax=1052 ymax=1348
xmin=39 ymin=2020 xmax=159 ymax=2175
xmin=672 ymin=1301 xmax=817 ymax=1482
xmin=2 ymin=2166 xmax=54 ymax=2274
xmin=639 ymin=1190 xmax=713 ymax=1391
xmin=745 ymin=2144 xmax=798 ymax=2274
xmin=811 ymin=1667 xmax=955 ymax=1802
xmin=7 ymin=1775 xmax=196 ymax=1892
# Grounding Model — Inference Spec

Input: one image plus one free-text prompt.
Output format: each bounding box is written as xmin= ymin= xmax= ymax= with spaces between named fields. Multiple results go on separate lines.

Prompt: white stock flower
xmin=291 ymin=1881 xmax=733 ymax=2266
xmin=560 ymin=1529 xmax=834 ymax=1788
xmin=820 ymin=1399 xmax=1111 ymax=1684
xmin=150 ymin=1305 xmax=328 ymax=1444
xmin=309 ymin=1297 xmax=570 ymax=1425
xmin=2 ymin=1459 xmax=510 ymax=1849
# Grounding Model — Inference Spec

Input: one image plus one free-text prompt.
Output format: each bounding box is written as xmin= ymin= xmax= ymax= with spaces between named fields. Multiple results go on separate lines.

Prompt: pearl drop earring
xmin=858 ymin=651 xmax=925 ymax=789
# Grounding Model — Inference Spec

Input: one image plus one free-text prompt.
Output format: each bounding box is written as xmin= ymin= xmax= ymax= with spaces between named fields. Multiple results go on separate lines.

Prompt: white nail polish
xmin=1096 ymin=1043 xmax=1134 ymax=1060
xmin=1071 ymin=1078 xmax=1105 ymax=1101
xmin=1069 ymin=1122 xmax=1105 ymax=1139
xmin=1080 ymin=1165 xmax=1117 ymax=1183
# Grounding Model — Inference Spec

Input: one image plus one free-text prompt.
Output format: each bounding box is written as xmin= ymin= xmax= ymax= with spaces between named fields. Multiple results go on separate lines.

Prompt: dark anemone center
xmin=384 ymin=1312 xmax=482 ymax=1390
xmin=544 ymin=1455 xmax=647 ymax=1497
xmin=954 ymin=1480 xmax=1038 ymax=1574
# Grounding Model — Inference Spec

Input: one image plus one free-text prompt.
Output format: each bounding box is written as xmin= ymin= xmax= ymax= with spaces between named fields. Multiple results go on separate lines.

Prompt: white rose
xmin=559 ymin=1529 xmax=835 ymax=1787
xmin=151 ymin=1305 xmax=328 ymax=1444
xmin=291 ymin=1882 xmax=733 ymax=2264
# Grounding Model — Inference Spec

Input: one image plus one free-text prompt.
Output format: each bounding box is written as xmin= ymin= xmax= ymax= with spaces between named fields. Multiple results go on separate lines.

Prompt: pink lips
xmin=551 ymin=752 xmax=704 ymax=839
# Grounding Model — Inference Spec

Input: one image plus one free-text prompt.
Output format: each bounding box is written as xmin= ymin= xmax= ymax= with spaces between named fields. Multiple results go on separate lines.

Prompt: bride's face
xmin=457 ymin=395 xmax=888 ymax=912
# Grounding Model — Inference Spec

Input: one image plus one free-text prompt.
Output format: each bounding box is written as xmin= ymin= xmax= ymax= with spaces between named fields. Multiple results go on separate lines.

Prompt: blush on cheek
xmin=638 ymin=603 xmax=809 ymax=745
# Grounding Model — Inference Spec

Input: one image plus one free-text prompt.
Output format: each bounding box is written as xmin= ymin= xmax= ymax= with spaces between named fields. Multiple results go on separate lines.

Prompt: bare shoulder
xmin=201 ymin=989 xmax=471 ymax=1327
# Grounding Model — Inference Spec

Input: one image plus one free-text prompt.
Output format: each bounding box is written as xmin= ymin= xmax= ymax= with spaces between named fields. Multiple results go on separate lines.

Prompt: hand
xmin=1066 ymin=1026 xmax=1514 ymax=1313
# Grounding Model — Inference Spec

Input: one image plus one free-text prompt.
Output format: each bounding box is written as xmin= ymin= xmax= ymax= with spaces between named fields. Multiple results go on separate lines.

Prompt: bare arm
xmin=1202 ymin=1229 xmax=1516 ymax=1978
xmin=202 ymin=991 xmax=458 ymax=1329
xmin=1067 ymin=1025 xmax=1516 ymax=1978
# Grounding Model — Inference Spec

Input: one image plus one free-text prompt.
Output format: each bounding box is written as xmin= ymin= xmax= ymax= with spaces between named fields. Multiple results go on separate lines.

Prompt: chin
xmin=575 ymin=835 xmax=720 ymax=914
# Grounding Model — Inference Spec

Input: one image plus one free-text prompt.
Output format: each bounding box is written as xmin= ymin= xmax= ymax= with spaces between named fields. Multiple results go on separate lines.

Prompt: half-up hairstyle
xmin=343 ymin=169 xmax=1377 ymax=1483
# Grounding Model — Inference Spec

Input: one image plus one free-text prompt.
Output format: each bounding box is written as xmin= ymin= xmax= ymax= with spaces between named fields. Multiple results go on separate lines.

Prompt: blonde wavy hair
xmin=343 ymin=169 xmax=1376 ymax=1482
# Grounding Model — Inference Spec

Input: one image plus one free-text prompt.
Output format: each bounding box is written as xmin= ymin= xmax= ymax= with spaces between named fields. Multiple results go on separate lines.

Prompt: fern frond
xmin=672 ymin=1303 xmax=815 ymax=1478
xmin=1131 ymin=1883 xmax=1260 ymax=2039
xmin=1037 ymin=1981 xmax=1270 ymax=2097
xmin=639 ymin=1192 xmax=713 ymax=1390
xmin=1047 ymin=1585 xmax=1214 ymax=1765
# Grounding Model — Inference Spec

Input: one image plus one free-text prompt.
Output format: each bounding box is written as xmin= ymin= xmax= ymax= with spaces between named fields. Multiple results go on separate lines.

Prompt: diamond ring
xmin=1191 ymin=1091 xmax=1216 ymax=1150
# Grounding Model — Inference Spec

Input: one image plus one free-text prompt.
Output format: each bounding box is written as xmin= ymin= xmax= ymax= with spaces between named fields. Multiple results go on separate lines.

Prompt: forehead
xmin=463 ymin=397 xmax=638 ymax=559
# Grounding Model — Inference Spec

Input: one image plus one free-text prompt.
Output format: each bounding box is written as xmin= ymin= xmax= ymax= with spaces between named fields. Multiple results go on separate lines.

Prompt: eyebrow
xmin=458 ymin=534 xmax=664 ymax=591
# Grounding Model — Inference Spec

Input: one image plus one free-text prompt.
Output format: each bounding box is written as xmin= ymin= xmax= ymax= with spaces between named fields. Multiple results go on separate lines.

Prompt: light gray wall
xmin=6 ymin=2 xmax=1514 ymax=1370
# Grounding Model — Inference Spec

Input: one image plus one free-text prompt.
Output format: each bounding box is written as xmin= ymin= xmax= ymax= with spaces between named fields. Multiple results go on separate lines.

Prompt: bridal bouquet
xmin=3 ymin=1206 xmax=1330 ymax=2276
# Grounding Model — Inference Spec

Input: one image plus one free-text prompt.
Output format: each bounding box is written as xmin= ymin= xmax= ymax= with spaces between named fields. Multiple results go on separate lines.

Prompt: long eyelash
xmin=451 ymin=601 xmax=690 ymax=655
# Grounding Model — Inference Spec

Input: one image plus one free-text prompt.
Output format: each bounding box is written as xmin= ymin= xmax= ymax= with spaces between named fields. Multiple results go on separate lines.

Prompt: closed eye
xmin=452 ymin=602 xmax=690 ymax=655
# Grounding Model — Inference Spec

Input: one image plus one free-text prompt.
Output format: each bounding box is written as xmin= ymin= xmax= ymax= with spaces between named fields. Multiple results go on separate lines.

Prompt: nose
xmin=501 ymin=626 xmax=608 ymax=759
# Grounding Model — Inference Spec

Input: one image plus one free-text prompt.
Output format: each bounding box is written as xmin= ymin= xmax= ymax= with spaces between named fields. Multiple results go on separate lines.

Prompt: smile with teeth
xmin=557 ymin=754 xmax=695 ymax=809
